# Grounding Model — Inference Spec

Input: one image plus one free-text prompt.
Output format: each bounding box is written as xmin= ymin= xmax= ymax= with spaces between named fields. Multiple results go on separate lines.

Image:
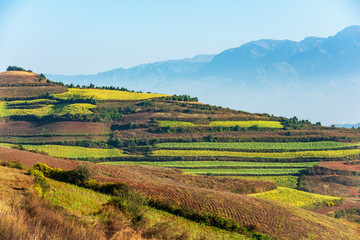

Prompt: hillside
xmin=1 ymin=69 xmax=360 ymax=239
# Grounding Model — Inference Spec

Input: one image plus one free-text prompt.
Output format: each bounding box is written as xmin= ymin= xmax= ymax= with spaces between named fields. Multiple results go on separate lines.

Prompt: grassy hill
xmin=1 ymin=70 xmax=360 ymax=239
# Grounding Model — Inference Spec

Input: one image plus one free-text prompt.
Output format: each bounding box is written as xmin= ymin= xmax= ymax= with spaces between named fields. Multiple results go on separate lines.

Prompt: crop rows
xmin=0 ymin=102 xmax=9 ymax=117
xmin=181 ymin=168 xmax=306 ymax=175
xmin=0 ymin=143 xmax=128 ymax=159
xmin=101 ymin=161 xmax=319 ymax=168
xmin=53 ymin=88 xmax=169 ymax=101
xmin=7 ymin=99 xmax=58 ymax=105
xmin=250 ymin=187 xmax=341 ymax=208
xmin=1 ymin=102 xmax=96 ymax=117
xmin=152 ymin=149 xmax=360 ymax=159
xmin=156 ymin=141 xmax=360 ymax=150
xmin=158 ymin=120 xmax=283 ymax=128
xmin=232 ymin=176 xmax=299 ymax=189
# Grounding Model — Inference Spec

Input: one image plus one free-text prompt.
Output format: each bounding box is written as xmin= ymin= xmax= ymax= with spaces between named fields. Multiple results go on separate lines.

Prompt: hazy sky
xmin=1 ymin=0 xmax=360 ymax=75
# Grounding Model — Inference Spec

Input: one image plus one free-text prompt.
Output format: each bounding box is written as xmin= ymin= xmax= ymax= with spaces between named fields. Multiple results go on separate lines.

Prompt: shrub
xmin=6 ymin=66 xmax=32 ymax=72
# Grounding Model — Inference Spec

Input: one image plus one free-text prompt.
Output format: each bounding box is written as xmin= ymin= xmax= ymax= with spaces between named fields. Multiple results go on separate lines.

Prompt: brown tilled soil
xmin=300 ymin=175 xmax=359 ymax=197
xmin=92 ymin=165 xmax=360 ymax=240
xmin=0 ymin=121 xmax=110 ymax=136
xmin=318 ymin=161 xmax=360 ymax=172
xmin=0 ymin=85 xmax=67 ymax=99
xmin=0 ymin=147 xmax=77 ymax=170
xmin=93 ymin=164 xmax=276 ymax=194
xmin=0 ymin=71 xmax=41 ymax=85
xmin=314 ymin=198 xmax=360 ymax=215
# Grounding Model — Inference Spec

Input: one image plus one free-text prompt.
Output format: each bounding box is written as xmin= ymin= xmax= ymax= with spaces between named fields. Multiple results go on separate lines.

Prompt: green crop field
xmin=47 ymin=179 xmax=111 ymax=216
xmin=181 ymin=168 xmax=306 ymax=175
xmin=158 ymin=120 xmax=197 ymax=128
xmin=101 ymin=161 xmax=319 ymax=168
xmin=250 ymin=187 xmax=341 ymax=208
xmin=0 ymin=102 xmax=9 ymax=117
xmin=6 ymin=104 xmax=53 ymax=116
xmin=156 ymin=141 xmax=360 ymax=150
xmin=53 ymin=88 xmax=169 ymax=101
xmin=208 ymin=120 xmax=283 ymax=128
xmin=2 ymin=103 xmax=96 ymax=117
xmin=51 ymin=103 xmax=96 ymax=115
xmin=152 ymin=149 xmax=360 ymax=159
xmin=7 ymin=99 xmax=58 ymax=105
xmin=19 ymin=144 xmax=128 ymax=159
xmin=232 ymin=176 xmax=299 ymax=188
xmin=158 ymin=120 xmax=283 ymax=128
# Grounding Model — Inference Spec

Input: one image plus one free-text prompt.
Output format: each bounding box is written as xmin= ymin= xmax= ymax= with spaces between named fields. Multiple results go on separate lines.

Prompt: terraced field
xmin=102 ymin=161 xmax=319 ymax=168
xmin=152 ymin=149 xmax=360 ymax=159
xmin=251 ymin=187 xmax=342 ymax=208
xmin=234 ymin=176 xmax=299 ymax=188
xmin=115 ymin=179 xmax=359 ymax=240
xmin=156 ymin=141 xmax=360 ymax=150
xmin=1 ymin=101 xmax=96 ymax=117
xmin=181 ymin=168 xmax=306 ymax=175
xmin=0 ymin=143 xmax=128 ymax=159
xmin=7 ymin=99 xmax=58 ymax=105
xmin=53 ymin=88 xmax=169 ymax=101
xmin=0 ymin=102 xmax=9 ymax=117
xmin=159 ymin=120 xmax=283 ymax=128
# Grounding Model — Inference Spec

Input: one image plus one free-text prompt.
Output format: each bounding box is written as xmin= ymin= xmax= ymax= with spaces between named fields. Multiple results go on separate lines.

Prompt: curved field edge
xmin=156 ymin=141 xmax=360 ymax=150
xmin=227 ymin=176 xmax=299 ymax=189
xmin=46 ymin=178 xmax=251 ymax=240
xmin=121 ymin=180 xmax=360 ymax=240
xmin=52 ymin=88 xmax=170 ymax=101
xmin=0 ymin=143 xmax=129 ymax=159
xmin=1 ymin=102 xmax=96 ymax=117
xmin=158 ymin=120 xmax=283 ymax=128
xmin=250 ymin=187 xmax=342 ymax=208
xmin=100 ymin=161 xmax=319 ymax=168
xmin=152 ymin=149 xmax=360 ymax=159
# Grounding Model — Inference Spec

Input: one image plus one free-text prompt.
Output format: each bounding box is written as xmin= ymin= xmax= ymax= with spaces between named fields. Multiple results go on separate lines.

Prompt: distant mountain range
xmin=334 ymin=123 xmax=360 ymax=128
xmin=48 ymin=26 xmax=360 ymax=125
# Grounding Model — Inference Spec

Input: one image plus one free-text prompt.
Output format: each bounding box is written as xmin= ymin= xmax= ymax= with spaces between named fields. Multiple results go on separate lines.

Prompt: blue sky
xmin=1 ymin=0 xmax=360 ymax=75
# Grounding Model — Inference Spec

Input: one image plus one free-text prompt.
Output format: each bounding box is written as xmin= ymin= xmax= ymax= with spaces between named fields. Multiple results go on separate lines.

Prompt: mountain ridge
xmin=47 ymin=26 xmax=360 ymax=125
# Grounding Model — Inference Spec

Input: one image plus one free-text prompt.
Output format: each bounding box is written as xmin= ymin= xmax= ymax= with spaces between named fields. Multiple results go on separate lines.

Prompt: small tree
xmin=39 ymin=73 xmax=46 ymax=81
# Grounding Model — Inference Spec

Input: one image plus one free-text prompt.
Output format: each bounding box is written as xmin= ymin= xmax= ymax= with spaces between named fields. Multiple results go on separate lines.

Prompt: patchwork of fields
xmin=2 ymin=71 xmax=360 ymax=239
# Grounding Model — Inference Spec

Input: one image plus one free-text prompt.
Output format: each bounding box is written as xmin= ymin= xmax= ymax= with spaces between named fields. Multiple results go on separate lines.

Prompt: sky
xmin=0 ymin=0 xmax=360 ymax=75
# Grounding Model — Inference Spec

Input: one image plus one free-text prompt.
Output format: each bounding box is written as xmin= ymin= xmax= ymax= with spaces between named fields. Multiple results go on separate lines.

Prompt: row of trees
xmin=7 ymin=66 xmax=32 ymax=72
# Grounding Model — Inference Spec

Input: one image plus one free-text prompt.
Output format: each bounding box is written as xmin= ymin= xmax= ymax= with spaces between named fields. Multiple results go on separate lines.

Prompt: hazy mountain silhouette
xmin=48 ymin=26 xmax=360 ymax=125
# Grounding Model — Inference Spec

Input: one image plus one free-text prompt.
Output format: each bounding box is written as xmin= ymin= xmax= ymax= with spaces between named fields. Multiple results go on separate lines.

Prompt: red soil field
xmin=92 ymin=165 xmax=359 ymax=240
xmin=0 ymin=71 xmax=43 ymax=85
xmin=0 ymin=147 xmax=77 ymax=170
xmin=318 ymin=161 xmax=360 ymax=172
xmin=0 ymin=121 xmax=110 ymax=136
xmin=93 ymin=164 xmax=276 ymax=194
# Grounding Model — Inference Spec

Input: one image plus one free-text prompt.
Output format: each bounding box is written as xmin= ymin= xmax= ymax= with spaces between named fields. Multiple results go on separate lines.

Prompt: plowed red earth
xmin=2 ymin=149 xmax=359 ymax=239
xmin=318 ymin=161 xmax=360 ymax=172
xmin=0 ymin=71 xmax=43 ymax=84
xmin=314 ymin=198 xmax=360 ymax=215
xmin=0 ymin=147 xmax=77 ymax=170
xmin=92 ymin=164 xmax=360 ymax=240
xmin=0 ymin=121 xmax=110 ymax=136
